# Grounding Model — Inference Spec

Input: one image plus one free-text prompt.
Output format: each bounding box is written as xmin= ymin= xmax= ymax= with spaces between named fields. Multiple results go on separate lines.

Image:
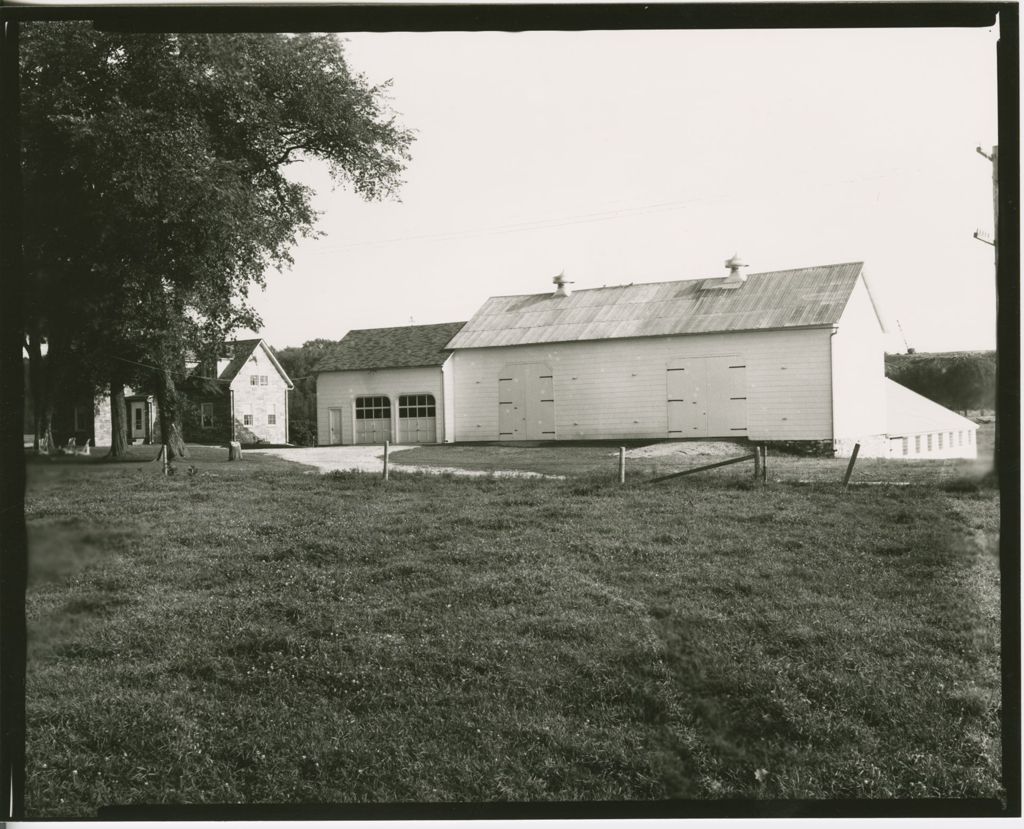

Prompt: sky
xmin=245 ymin=25 xmax=1000 ymax=353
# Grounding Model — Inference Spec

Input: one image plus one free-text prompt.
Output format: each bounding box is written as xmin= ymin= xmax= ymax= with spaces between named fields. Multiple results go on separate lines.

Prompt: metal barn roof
xmin=316 ymin=321 xmax=467 ymax=373
xmin=446 ymin=262 xmax=869 ymax=349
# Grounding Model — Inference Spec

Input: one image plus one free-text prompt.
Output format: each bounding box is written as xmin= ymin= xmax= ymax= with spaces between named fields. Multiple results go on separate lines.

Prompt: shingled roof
xmin=218 ymin=338 xmax=294 ymax=388
xmin=446 ymin=262 xmax=878 ymax=349
xmin=316 ymin=321 xmax=466 ymax=373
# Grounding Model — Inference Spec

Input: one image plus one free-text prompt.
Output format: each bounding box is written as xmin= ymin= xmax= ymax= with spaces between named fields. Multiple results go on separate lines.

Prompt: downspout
xmin=230 ymin=388 xmax=235 ymax=443
xmin=829 ymin=326 xmax=839 ymax=455
xmin=285 ymin=387 xmax=290 ymax=445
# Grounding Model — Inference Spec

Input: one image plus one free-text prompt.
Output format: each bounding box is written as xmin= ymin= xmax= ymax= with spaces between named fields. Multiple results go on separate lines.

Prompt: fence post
xmin=383 ymin=440 xmax=390 ymax=481
xmin=753 ymin=443 xmax=762 ymax=482
xmin=161 ymin=444 xmax=169 ymax=476
xmin=842 ymin=443 xmax=860 ymax=491
xmin=618 ymin=446 xmax=626 ymax=484
xmin=761 ymin=444 xmax=768 ymax=484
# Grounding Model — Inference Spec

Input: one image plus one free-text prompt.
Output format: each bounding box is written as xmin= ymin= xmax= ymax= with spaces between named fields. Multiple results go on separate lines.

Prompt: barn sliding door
xmin=498 ymin=364 xmax=554 ymax=440
xmin=667 ymin=356 xmax=747 ymax=438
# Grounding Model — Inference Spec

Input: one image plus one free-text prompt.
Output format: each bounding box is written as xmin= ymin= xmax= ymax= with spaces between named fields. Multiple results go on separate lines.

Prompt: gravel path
xmin=246 ymin=445 xmax=559 ymax=478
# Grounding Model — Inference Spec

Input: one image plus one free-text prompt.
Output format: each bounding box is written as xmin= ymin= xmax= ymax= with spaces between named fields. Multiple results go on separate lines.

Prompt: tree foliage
xmin=20 ymin=24 xmax=412 ymax=456
xmin=885 ymin=351 xmax=996 ymax=415
xmin=274 ymin=338 xmax=335 ymax=445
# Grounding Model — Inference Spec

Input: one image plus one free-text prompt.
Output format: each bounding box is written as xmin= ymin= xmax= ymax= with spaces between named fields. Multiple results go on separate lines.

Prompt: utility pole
xmin=974 ymin=144 xmax=998 ymax=474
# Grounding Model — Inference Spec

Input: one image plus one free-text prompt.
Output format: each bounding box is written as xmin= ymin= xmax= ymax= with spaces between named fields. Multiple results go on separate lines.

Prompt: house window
xmin=398 ymin=394 xmax=436 ymax=418
xmin=260 ymin=375 xmax=268 ymax=386
xmin=268 ymin=403 xmax=277 ymax=425
xmin=355 ymin=396 xmax=391 ymax=420
xmin=901 ymin=437 xmax=908 ymax=456
xmin=927 ymin=434 xmax=933 ymax=451
xmin=914 ymin=435 xmax=921 ymax=453
xmin=938 ymin=433 xmax=944 ymax=449
xmin=250 ymin=375 xmax=258 ymax=385
xmin=243 ymin=414 xmax=253 ymax=426
xmin=201 ymin=403 xmax=214 ymax=428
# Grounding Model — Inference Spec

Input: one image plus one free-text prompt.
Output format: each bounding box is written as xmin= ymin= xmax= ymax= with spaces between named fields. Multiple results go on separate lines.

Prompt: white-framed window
xmin=949 ymin=431 xmax=954 ymax=446
xmin=915 ymin=435 xmax=921 ymax=453
xmin=260 ymin=375 xmax=268 ymax=386
xmin=355 ymin=396 xmax=391 ymax=420
xmin=250 ymin=375 xmax=258 ymax=386
xmin=959 ymin=431 xmax=964 ymax=446
xmin=901 ymin=437 xmax=908 ymax=456
xmin=927 ymin=434 xmax=933 ymax=451
xmin=268 ymin=403 xmax=277 ymax=425
xmin=243 ymin=414 xmax=253 ymax=426
xmin=201 ymin=403 xmax=214 ymax=428
xmin=398 ymin=394 xmax=436 ymax=418
xmin=938 ymin=433 xmax=944 ymax=449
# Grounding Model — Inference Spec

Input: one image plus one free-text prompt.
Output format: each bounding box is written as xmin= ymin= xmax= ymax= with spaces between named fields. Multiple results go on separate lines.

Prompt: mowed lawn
xmin=24 ymin=441 xmax=1001 ymax=815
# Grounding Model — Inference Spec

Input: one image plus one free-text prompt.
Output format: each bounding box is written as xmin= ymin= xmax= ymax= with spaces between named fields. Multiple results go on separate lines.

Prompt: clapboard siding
xmin=317 ymin=366 xmax=445 ymax=445
xmin=831 ymin=275 xmax=887 ymax=440
xmin=449 ymin=327 xmax=834 ymax=441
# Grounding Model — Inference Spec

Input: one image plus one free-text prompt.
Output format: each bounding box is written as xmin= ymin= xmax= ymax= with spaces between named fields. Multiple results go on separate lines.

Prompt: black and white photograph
xmin=2 ymin=2 xmax=1014 ymax=821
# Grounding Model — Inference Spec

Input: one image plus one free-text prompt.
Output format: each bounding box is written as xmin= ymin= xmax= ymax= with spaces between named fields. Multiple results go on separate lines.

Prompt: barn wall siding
xmin=317 ymin=366 xmax=445 ymax=445
xmin=449 ymin=327 xmax=834 ymax=442
xmin=229 ymin=344 xmax=291 ymax=444
xmin=831 ymin=275 xmax=887 ymax=441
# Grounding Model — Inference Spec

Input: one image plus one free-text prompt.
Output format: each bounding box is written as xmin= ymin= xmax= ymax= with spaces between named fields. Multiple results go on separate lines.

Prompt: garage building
xmin=316 ymin=321 xmax=465 ymax=446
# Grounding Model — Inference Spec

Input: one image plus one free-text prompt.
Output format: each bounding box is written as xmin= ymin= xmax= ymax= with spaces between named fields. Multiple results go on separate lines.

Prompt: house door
xmin=328 ymin=408 xmax=342 ymax=444
xmin=498 ymin=364 xmax=554 ymax=440
xmin=397 ymin=394 xmax=437 ymax=443
xmin=667 ymin=356 xmax=747 ymax=438
xmin=354 ymin=396 xmax=391 ymax=444
xmin=130 ymin=402 xmax=147 ymax=441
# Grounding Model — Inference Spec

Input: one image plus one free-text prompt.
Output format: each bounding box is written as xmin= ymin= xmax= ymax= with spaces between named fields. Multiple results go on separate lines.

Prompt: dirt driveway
xmin=246 ymin=445 xmax=558 ymax=478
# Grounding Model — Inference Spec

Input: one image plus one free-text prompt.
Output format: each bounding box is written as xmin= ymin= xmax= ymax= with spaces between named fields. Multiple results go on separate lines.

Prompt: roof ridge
xmin=482 ymin=262 xmax=864 ymax=299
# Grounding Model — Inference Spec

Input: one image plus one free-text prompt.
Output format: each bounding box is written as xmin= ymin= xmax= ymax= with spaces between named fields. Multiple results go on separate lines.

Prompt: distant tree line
xmin=885 ymin=351 xmax=996 ymax=416
xmin=274 ymin=340 xmax=335 ymax=446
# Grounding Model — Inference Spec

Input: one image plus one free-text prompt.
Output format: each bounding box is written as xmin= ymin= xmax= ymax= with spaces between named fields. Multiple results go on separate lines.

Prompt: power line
xmin=315 ymin=165 xmax=930 ymax=251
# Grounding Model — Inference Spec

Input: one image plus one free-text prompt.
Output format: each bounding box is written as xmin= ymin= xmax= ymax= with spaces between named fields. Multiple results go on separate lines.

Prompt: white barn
xmin=316 ymin=260 xmax=978 ymax=458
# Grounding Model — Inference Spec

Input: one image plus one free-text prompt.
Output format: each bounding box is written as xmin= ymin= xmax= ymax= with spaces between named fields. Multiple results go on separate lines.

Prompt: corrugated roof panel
xmin=445 ymin=263 xmax=866 ymax=349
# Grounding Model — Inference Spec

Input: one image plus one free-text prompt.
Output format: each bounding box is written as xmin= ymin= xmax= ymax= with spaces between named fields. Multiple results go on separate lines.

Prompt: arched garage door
xmin=354 ymin=396 xmax=391 ymax=444
xmin=398 ymin=394 xmax=437 ymax=443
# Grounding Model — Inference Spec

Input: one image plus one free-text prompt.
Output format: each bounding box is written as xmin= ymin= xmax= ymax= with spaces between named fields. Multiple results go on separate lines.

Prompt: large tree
xmin=20 ymin=24 xmax=412 ymax=457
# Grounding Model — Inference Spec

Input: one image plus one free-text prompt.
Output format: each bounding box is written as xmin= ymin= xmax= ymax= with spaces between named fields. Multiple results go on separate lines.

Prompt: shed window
xmin=901 ymin=437 xmax=908 ymax=456
xmin=355 ymin=396 xmax=391 ymax=420
xmin=243 ymin=414 xmax=253 ymax=426
xmin=938 ymin=433 xmax=944 ymax=449
xmin=915 ymin=435 xmax=921 ymax=453
xmin=201 ymin=403 xmax=214 ymax=428
xmin=927 ymin=434 xmax=933 ymax=451
xmin=949 ymin=431 xmax=954 ymax=446
xmin=958 ymin=431 xmax=964 ymax=446
xmin=398 ymin=394 xmax=436 ymax=418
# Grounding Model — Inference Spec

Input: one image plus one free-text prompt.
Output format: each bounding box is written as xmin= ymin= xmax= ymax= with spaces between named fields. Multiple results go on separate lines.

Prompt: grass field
xmin=23 ymin=438 xmax=1002 ymax=815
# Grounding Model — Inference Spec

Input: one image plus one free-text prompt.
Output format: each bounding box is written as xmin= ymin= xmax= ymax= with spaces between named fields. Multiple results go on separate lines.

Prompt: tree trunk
xmin=108 ymin=377 xmax=129 ymax=459
xmin=25 ymin=331 xmax=48 ymax=453
xmin=154 ymin=367 xmax=188 ymax=460
xmin=38 ymin=404 xmax=55 ymax=454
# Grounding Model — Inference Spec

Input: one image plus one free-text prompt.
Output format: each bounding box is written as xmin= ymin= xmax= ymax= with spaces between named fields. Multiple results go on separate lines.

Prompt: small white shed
xmin=883 ymin=378 xmax=979 ymax=459
xmin=315 ymin=321 xmax=465 ymax=445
